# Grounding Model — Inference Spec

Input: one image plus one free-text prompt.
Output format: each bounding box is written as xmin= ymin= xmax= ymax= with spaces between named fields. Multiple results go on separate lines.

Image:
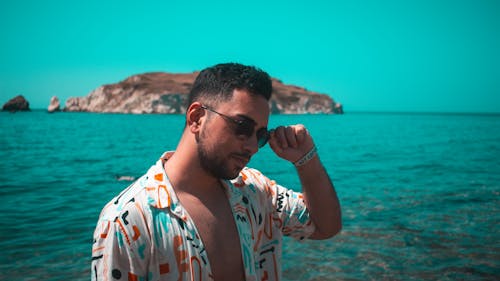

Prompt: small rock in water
xmin=115 ymin=175 xmax=136 ymax=181
xmin=48 ymin=96 xmax=61 ymax=113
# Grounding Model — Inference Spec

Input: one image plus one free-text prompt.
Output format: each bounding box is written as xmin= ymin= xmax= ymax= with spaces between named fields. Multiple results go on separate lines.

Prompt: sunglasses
xmin=201 ymin=105 xmax=270 ymax=148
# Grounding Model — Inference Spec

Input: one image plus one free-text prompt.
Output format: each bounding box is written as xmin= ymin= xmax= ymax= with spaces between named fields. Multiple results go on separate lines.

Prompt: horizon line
xmin=7 ymin=108 xmax=500 ymax=116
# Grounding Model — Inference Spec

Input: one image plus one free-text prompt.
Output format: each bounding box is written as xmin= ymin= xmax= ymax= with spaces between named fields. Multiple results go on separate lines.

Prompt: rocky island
xmin=2 ymin=95 xmax=30 ymax=112
xmin=64 ymin=72 xmax=343 ymax=114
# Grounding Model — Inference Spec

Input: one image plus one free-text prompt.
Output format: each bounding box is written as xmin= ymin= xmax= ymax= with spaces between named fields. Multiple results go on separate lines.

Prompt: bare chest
xmin=179 ymin=193 xmax=246 ymax=281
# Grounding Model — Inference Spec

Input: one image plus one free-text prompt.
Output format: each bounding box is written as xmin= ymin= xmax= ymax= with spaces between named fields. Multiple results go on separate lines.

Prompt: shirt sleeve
xmin=244 ymin=168 xmax=316 ymax=240
xmin=269 ymin=180 xmax=316 ymax=240
xmin=91 ymin=203 xmax=150 ymax=281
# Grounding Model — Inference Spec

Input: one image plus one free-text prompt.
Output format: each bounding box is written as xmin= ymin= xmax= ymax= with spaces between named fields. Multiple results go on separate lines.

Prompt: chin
xmin=226 ymin=170 xmax=242 ymax=180
xmin=226 ymin=165 xmax=245 ymax=180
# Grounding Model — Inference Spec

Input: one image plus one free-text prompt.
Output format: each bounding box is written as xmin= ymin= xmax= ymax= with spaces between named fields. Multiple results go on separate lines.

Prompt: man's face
xmin=196 ymin=89 xmax=270 ymax=179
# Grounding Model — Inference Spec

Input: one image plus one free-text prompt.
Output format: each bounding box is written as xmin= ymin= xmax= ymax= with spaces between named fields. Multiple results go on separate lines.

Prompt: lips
xmin=231 ymin=153 xmax=251 ymax=167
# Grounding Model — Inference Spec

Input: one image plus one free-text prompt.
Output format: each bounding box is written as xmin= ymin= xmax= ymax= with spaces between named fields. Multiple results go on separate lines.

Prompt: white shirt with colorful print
xmin=91 ymin=152 xmax=315 ymax=281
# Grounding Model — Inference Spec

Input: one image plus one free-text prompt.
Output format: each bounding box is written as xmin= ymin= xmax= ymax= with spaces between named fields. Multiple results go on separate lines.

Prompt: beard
xmin=196 ymin=126 xmax=247 ymax=180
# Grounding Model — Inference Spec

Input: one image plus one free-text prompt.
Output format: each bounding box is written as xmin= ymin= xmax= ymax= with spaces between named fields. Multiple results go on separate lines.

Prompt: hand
xmin=269 ymin=124 xmax=315 ymax=163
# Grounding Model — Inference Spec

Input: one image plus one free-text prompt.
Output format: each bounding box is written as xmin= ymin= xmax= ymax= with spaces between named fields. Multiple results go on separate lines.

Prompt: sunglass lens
xmin=256 ymin=128 xmax=270 ymax=148
xmin=235 ymin=121 xmax=255 ymax=138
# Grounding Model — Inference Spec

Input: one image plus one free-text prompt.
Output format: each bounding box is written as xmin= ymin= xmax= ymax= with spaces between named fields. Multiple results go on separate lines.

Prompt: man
xmin=91 ymin=63 xmax=341 ymax=281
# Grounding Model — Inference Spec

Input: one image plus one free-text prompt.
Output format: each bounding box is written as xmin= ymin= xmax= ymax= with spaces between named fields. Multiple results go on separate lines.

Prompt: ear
xmin=186 ymin=102 xmax=205 ymax=133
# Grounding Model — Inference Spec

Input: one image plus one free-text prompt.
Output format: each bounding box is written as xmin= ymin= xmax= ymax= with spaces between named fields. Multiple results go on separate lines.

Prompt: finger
xmin=285 ymin=126 xmax=298 ymax=148
xmin=269 ymin=129 xmax=284 ymax=154
xmin=273 ymin=126 xmax=288 ymax=149
xmin=295 ymin=124 xmax=308 ymax=145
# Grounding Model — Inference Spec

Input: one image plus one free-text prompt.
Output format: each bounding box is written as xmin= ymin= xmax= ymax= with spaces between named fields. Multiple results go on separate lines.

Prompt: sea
xmin=0 ymin=111 xmax=499 ymax=281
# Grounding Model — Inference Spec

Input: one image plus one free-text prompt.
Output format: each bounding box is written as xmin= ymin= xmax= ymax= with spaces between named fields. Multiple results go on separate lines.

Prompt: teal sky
xmin=1 ymin=0 xmax=499 ymax=113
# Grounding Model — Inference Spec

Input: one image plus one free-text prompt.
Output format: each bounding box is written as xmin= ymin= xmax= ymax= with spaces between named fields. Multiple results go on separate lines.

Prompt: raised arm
xmin=269 ymin=125 xmax=342 ymax=239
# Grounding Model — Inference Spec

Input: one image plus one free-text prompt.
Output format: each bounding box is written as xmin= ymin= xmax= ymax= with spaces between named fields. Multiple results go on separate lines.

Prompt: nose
xmin=242 ymin=134 xmax=259 ymax=156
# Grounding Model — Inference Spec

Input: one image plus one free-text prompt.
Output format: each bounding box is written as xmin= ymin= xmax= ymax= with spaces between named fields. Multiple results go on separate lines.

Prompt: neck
xmin=164 ymin=132 xmax=220 ymax=194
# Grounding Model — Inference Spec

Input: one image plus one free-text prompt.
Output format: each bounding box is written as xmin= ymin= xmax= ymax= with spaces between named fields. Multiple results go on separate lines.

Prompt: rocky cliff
xmin=64 ymin=72 xmax=343 ymax=114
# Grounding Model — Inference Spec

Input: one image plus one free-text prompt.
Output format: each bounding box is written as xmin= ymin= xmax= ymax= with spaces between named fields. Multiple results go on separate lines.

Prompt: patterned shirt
xmin=91 ymin=152 xmax=315 ymax=281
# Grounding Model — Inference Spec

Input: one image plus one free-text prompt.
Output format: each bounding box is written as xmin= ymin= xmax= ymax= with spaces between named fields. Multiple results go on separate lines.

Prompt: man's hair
xmin=188 ymin=63 xmax=273 ymax=107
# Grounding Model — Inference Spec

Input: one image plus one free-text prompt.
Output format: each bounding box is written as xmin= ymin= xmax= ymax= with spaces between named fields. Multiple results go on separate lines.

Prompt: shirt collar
xmin=144 ymin=151 xmax=182 ymax=215
xmin=145 ymin=151 xmax=247 ymax=214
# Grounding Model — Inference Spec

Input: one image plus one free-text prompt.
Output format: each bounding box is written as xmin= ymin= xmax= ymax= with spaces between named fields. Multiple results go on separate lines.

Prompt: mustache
xmin=232 ymin=152 xmax=252 ymax=161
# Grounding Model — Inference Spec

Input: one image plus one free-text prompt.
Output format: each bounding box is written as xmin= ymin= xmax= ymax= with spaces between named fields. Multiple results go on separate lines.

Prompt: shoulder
xmin=98 ymin=156 xmax=174 ymax=222
xmin=96 ymin=176 xmax=149 ymax=223
xmin=233 ymin=167 xmax=265 ymax=186
xmin=231 ymin=167 xmax=277 ymax=198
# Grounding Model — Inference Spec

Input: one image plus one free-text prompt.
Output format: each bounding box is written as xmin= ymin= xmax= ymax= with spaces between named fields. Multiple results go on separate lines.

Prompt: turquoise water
xmin=0 ymin=111 xmax=499 ymax=280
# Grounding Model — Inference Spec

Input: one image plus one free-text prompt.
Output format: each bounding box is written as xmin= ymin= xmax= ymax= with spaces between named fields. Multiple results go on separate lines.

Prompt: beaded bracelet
xmin=294 ymin=145 xmax=318 ymax=167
